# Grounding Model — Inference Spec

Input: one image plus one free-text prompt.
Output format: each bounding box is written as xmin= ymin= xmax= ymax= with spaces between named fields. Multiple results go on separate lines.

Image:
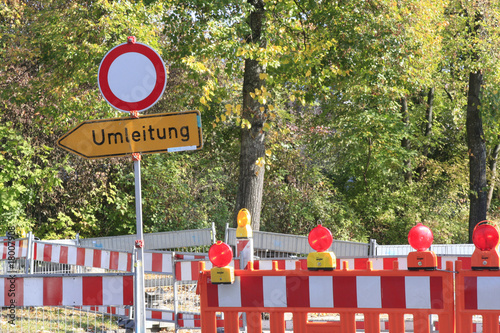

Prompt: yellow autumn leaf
xmin=221 ymin=114 xmax=226 ymax=122
xmin=241 ymin=119 xmax=252 ymax=129
xmin=259 ymin=73 xmax=268 ymax=80
xmin=260 ymin=106 xmax=265 ymax=112
xmin=225 ymin=104 xmax=232 ymax=112
xmin=263 ymin=123 xmax=271 ymax=131
xmin=255 ymin=157 xmax=265 ymax=167
xmin=265 ymin=149 xmax=272 ymax=156
xmin=200 ymin=96 xmax=207 ymax=105
xmin=268 ymin=104 xmax=275 ymax=111
xmin=250 ymin=92 xmax=256 ymax=99
xmin=306 ymin=69 xmax=311 ymax=77
xmin=290 ymin=95 xmax=296 ymax=102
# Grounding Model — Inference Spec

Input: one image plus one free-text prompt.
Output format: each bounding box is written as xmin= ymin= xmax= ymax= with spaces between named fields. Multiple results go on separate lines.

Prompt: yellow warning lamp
xmin=209 ymin=241 xmax=234 ymax=284
xmin=407 ymin=223 xmax=437 ymax=271
xmin=471 ymin=220 xmax=500 ymax=270
xmin=236 ymin=208 xmax=252 ymax=239
xmin=307 ymin=225 xmax=336 ymax=271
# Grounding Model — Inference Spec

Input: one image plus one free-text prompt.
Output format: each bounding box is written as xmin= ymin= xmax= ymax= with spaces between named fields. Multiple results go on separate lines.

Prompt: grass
xmin=0 ymin=306 xmax=124 ymax=333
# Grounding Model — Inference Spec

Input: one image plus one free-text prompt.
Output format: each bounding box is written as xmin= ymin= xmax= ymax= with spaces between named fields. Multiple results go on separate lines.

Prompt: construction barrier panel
xmin=33 ymin=241 xmax=133 ymax=272
xmin=197 ymin=260 xmax=455 ymax=333
xmin=0 ymin=273 xmax=134 ymax=306
xmin=6 ymin=232 xmax=494 ymax=332
xmin=455 ymin=260 xmax=500 ymax=333
xmin=1 ymin=238 xmax=29 ymax=260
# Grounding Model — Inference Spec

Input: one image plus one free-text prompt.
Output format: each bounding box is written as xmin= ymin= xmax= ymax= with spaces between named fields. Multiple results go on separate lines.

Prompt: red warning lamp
xmin=307 ymin=225 xmax=336 ymax=271
xmin=473 ymin=222 xmax=499 ymax=251
xmin=472 ymin=221 xmax=500 ymax=270
xmin=407 ymin=223 xmax=437 ymax=271
xmin=209 ymin=241 xmax=234 ymax=284
xmin=209 ymin=241 xmax=233 ymax=267
xmin=408 ymin=223 xmax=434 ymax=251
xmin=309 ymin=225 xmax=333 ymax=252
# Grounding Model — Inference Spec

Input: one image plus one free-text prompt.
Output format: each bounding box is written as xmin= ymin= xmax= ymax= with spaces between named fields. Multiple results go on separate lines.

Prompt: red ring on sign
xmin=98 ymin=43 xmax=167 ymax=112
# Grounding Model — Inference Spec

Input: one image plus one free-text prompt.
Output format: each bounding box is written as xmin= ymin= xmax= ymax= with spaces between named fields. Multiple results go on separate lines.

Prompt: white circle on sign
xmin=107 ymin=52 xmax=157 ymax=103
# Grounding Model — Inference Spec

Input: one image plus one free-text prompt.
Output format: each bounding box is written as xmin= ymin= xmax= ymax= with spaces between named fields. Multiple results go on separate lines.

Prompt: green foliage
xmin=0 ymin=122 xmax=63 ymax=235
xmin=1 ymin=0 xmax=499 ymax=246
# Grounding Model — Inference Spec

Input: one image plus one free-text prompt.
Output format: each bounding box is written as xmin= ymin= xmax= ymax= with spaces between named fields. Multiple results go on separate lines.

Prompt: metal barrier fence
xmin=78 ymin=224 xmax=216 ymax=252
xmin=225 ymin=226 xmax=371 ymax=258
xmin=0 ymin=231 xmax=215 ymax=333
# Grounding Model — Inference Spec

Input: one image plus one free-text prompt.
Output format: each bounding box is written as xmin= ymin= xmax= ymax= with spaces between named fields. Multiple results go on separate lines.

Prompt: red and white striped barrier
xmin=174 ymin=254 xmax=210 ymax=281
xmin=0 ymin=275 xmax=133 ymax=306
xmin=176 ymin=313 xmax=240 ymax=329
xmin=22 ymin=241 xmax=477 ymax=283
xmin=33 ymin=242 xmax=132 ymax=271
xmin=261 ymin=318 xmax=419 ymax=331
xmin=206 ymin=275 xmax=445 ymax=309
xmin=146 ymin=309 xmax=234 ymax=328
xmin=147 ymin=309 xmax=175 ymax=322
xmin=171 ymin=256 xmax=472 ymax=281
xmin=463 ymin=276 xmax=500 ymax=310
xmin=1 ymin=239 xmax=29 ymax=259
xmin=77 ymin=306 xmax=131 ymax=316
xmin=253 ymin=256 xmax=472 ymax=271
xmin=237 ymin=238 xmax=253 ymax=270
xmin=144 ymin=251 xmax=173 ymax=274
xmin=32 ymin=242 xmax=177 ymax=274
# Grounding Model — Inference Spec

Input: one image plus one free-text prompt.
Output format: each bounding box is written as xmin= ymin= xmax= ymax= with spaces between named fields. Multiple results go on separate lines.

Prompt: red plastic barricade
xmin=197 ymin=260 xmax=455 ymax=333
xmin=455 ymin=260 xmax=500 ymax=333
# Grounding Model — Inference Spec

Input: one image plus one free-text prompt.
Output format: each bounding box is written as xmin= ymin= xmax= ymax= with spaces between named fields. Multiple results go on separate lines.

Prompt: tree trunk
xmin=467 ymin=70 xmax=487 ymax=242
xmin=423 ymin=87 xmax=434 ymax=157
xmin=416 ymin=88 xmax=434 ymax=180
xmin=487 ymin=140 xmax=500 ymax=210
xmin=401 ymin=96 xmax=412 ymax=183
xmin=234 ymin=0 xmax=266 ymax=231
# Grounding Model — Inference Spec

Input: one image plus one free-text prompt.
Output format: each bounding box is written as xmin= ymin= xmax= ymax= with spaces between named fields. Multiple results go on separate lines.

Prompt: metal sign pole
xmin=133 ymin=152 xmax=146 ymax=333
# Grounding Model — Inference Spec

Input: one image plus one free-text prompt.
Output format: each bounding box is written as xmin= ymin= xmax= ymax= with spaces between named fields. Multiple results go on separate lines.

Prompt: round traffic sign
xmin=98 ymin=41 xmax=167 ymax=112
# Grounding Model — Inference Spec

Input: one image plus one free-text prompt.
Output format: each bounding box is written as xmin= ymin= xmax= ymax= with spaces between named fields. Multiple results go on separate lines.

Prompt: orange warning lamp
xmin=209 ymin=241 xmax=234 ymax=284
xmin=407 ymin=223 xmax=437 ymax=270
xmin=471 ymin=220 xmax=500 ymax=270
xmin=307 ymin=225 xmax=336 ymax=271
xmin=236 ymin=208 xmax=252 ymax=239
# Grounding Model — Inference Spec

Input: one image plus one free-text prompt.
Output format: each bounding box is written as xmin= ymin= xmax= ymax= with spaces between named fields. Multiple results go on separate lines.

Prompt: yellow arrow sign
xmin=58 ymin=111 xmax=203 ymax=159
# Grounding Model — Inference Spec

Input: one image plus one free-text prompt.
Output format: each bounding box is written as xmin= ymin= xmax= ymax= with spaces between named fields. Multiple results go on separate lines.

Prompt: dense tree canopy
xmin=2 ymin=0 xmax=500 ymax=244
